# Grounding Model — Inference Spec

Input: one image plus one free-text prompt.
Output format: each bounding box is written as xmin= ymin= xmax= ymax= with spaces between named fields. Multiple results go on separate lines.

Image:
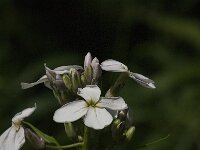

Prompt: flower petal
xmin=54 ymin=65 xmax=83 ymax=71
xmin=98 ymin=97 xmax=128 ymax=110
xmin=129 ymin=72 xmax=156 ymax=89
xmin=53 ymin=100 xmax=87 ymax=123
xmin=45 ymin=64 xmax=70 ymax=75
xmin=12 ymin=104 xmax=36 ymax=124
xmin=101 ymin=59 xmax=128 ymax=72
xmin=0 ymin=127 xmax=12 ymax=148
xmin=21 ymin=75 xmax=48 ymax=89
xmin=14 ymin=127 xmax=25 ymax=150
xmin=77 ymin=85 xmax=101 ymax=102
xmin=0 ymin=127 xmax=25 ymax=150
xmin=84 ymin=107 xmax=113 ymax=130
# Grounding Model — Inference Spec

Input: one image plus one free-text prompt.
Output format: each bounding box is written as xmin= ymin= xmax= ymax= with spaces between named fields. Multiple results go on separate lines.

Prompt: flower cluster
xmin=0 ymin=52 xmax=155 ymax=150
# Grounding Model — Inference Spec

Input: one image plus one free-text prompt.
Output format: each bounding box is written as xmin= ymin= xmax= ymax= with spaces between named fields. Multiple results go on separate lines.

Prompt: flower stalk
xmin=106 ymin=72 xmax=129 ymax=97
xmin=46 ymin=142 xmax=83 ymax=149
xmin=82 ymin=126 xmax=90 ymax=150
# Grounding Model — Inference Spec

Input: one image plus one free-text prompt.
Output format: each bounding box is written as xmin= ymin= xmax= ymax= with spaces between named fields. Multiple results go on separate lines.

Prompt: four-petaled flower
xmin=53 ymin=85 xmax=128 ymax=129
xmin=0 ymin=105 xmax=36 ymax=150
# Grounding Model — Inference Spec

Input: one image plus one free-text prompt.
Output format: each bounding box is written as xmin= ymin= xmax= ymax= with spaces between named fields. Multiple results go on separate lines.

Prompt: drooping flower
xmin=0 ymin=105 xmax=36 ymax=150
xmin=101 ymin=59 xmax=156 ymax=89
xmin=21 ymin=65 xmax=83 ymax=89
xmin=53 ymin=85 xmax=127 ymax=130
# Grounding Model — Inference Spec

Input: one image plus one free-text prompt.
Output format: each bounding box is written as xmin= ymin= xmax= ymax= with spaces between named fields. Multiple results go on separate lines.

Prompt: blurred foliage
xmin=0 ymin=0 xmax=200 ymax=149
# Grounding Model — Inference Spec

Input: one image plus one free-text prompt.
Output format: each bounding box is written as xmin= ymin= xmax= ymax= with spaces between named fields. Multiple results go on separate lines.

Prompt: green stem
xmin=82 ymin=126 xmax=90 ymax=150
xmin=106 ymin=72 xmax=129 ymax=97
xmin=46 ymin=142 xmax=83 ymax=149
xmin=64 ymin=123 xmax=76 ymax=139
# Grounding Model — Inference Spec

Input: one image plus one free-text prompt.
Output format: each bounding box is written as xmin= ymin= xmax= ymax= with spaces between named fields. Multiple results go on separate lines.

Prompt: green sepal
xmin=63 ymin=74 xmax=73 ymax=91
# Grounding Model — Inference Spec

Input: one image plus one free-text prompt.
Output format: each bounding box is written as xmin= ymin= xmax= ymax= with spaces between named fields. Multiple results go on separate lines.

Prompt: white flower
xmin=21 ymin=65 xmax=83 ymax=89
xmin=53 ymin=85 xmax=127 ymax=130
xmin=0 ymin=105 xmax=36 ymax=150
xmin=101 ymin=59 xmax=156 ymax=89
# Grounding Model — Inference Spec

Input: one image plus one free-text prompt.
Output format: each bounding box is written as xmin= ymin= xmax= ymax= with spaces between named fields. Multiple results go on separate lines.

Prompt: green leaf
xmin=23 ymin=121 xmax=61 ymax=149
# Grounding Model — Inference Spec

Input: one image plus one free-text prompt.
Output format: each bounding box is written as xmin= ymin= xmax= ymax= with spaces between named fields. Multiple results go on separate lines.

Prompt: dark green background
xmin=0 ymin=0 xmax=200 ymax=149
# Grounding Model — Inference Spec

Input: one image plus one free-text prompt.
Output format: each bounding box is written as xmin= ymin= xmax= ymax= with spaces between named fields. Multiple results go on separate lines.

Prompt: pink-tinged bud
xmin=25 ymin=128 xmax=45 ymax=149
xmin=91 ymin=57 xmax=102 ymax=81
xmin=84 ymin=52 xmax=92 ymax=69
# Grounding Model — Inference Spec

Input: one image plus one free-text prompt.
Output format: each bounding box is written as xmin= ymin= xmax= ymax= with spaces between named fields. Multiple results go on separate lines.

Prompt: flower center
xmin=87 ymin=99 xmax=97 ymax=107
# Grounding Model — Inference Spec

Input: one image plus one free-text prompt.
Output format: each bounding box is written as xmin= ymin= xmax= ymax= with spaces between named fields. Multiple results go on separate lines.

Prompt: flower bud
xmin=91 ymin=57 xmax=102 ymax=81
xmin=81 ymin=74 xmax=87 ymax=87
xmin=125 ymin=126 xmax=135 ymax=142
xmin=54 ymin=74 xmax=66 ymax=90
xmin=111 ymin=119 xmax=121 ymax=132
xmin=71 ymin=69 xmax=82 ymax=93
xmin=84 ymin=52 xmax=92 ymax=69
xmin=112 ymin=121 xmax=126 ymax=142
xmin=83 ymin=65 xmax=93 ymax=84
xmin=116 ymin=121 xmax=126 ymax=133
xmin=25 ymin=128 xmax=45 ymax=149
xmin=63 ymin=74 xmax=72 ymax=91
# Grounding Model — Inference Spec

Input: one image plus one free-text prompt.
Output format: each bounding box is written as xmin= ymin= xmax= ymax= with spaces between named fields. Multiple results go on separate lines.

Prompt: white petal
xmin=12 ymin=104 xmax=36 ymax=124
xmin=84 ymin=107 xmax=113 ymax=130
xmin=101 ymin=59 xmax=128 ymax=72
xmin=129 ymin=72 xmax=156 ymax=89
xmin=0 ymin=127 xmax=12 ymax=148
xmin=77 ymin=85 xmax=101 ymax=102
xmin=0 ymin=127 xmax=25 ymax=150
xmin=98 ymin=97 xmax=128 ymax=110
xmin=21 ymin=75 xmax=48 ymax=89
xmin=44 ymin=81 xmax=52 ymax=89
xmin=45 ymin=64 xmax=69 ymax=75
xmin=54 ymin=65 xmax=83 ymax=71
xmin=14 ymin=127 xmax=25 ymax=150
xmin=53 ymin=100 xmax=87 ymax=123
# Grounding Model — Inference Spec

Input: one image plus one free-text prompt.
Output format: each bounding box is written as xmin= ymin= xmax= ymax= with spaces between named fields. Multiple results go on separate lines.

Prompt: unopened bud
xmin=84 ymin=65 xmax=93 ymax=84
xmin=125 ymin=126 xmax=135 ymax=142
xmin=116 ymin=121 xmax=126 ymax=132
xmin=112 ymin=121 xmax=126 ymax=142
xmin=81 ymin=74 xmax=87 ymax=87
xmin=71 ymin=69 xmax=82 ymax=93
xmin=92 ymin=63 xmax=102 ymax=81
xmin=84 ymin=52 xmax=92 ymax=69
xmin=111 ymin=119 xmax=121 ymax=132
xmin=25 ymin=128 xmax=45 ymax=149
xmin=54 ymin=74 xmax=66 ymax=90
xmin=63 ymin=74 xmax=72 ymax=91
